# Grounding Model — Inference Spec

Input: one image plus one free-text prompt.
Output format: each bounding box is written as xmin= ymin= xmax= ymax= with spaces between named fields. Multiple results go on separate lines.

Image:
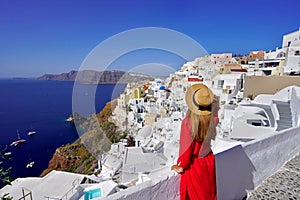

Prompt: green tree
xmin=0 ymin=146 xmax=12 ymax=200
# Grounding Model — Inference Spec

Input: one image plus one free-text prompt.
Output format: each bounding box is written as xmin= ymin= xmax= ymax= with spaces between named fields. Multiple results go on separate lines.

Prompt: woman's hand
xmin=171 ymin=164 xmax=184 ymax=173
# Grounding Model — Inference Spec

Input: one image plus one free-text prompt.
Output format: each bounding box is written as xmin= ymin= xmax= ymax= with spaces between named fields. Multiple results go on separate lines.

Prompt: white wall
xmin=243 ymin=127 xmax=300 ymax=186
xmin=290 ymin=88 xmax=300 ymax=126
xmin=101 ymin=172 xmax=180 ymax=200
xmin=101 ymin=126 xmax=300 ymax=200
xmin=285 ymin=46 xmax=300 ymax=73
xmin=282 ymin=28 xmax=300 ymax=48
xmin=229 ymin=120 xmax=275 ymax=139
xmin=264 ymin=48 xmax=285 ymax=59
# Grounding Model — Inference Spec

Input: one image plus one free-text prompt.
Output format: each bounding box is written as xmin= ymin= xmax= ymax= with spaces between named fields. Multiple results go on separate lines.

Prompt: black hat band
xmin=192 ymin=89 xmax=212 ymax=111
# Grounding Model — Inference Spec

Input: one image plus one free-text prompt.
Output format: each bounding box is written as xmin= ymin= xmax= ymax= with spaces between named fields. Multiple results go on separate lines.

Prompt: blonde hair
xmin=186 ymin=109 xmax=216 ymax=142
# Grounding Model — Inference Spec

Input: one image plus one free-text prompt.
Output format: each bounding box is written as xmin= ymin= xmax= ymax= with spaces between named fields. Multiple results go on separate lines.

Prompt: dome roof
xmin=159 ymin=86 xmax=166 ymax=90
xmin=137 ymin=125 xmax=152 ymax=138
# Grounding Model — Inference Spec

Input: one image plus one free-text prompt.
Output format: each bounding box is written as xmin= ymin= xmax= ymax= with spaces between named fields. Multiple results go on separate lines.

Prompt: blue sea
xmin=0 ymin=79 xmax=125 ymax=187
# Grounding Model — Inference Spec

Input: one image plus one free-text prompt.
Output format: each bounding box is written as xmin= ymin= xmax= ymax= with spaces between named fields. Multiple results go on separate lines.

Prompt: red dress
xmin=177 ymin=118 xmax=217 ymax=200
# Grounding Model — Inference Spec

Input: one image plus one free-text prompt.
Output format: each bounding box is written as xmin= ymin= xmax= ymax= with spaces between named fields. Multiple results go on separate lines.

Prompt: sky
xmin=0 ymin=0 xmax=300 ymax=77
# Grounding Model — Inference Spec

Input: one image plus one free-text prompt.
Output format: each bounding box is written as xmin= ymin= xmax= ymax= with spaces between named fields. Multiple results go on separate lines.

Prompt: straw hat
xmin=185 ymin=84 xmax=214 ymax=115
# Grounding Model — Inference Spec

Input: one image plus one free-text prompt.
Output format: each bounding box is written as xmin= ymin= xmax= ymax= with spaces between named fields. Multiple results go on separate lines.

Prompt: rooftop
xmin=0 ymin=170 xmax=85 ymax=199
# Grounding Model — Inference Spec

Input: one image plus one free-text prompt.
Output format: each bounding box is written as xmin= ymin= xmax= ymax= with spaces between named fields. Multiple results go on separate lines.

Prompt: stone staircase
xmin=273 ymin=100 xmax=292 ymax=131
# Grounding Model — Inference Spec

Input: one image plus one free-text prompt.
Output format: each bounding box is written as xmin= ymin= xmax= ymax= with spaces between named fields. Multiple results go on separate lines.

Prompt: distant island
xmin=39 ymin=70 xmax=158 ymax=176
xmin=37 ymin=70 xmax=157 ymax=84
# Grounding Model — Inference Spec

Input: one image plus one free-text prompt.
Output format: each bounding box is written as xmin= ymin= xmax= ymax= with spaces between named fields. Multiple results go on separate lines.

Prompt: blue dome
xmin=159 ymin=86 xmax=165 ymax=90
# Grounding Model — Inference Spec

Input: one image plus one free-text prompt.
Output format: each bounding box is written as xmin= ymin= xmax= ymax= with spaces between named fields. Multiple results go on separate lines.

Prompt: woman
xmin=171 ymin=83 xmax=218 ymax=200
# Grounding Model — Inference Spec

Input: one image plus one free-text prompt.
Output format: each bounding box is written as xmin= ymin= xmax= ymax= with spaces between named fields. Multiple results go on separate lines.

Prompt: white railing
xmin=44 ymin=178 xmax=81 ymax=200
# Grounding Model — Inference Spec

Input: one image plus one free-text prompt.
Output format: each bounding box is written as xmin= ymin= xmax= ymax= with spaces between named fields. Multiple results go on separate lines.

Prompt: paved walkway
xmin=247 ymin=153 xmax=300 ymax=200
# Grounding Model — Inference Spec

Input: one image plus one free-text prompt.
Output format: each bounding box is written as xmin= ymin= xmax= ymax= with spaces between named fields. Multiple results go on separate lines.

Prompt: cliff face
xmin=37 ymin=70 xmax=156 ymax=84
xmin=41 ymin=100 xmax=122 ymax=177
xmin=38 ymin=70 xmax=78 ymax=81
xmin=40 ymin=143 xmax=97 ymax=177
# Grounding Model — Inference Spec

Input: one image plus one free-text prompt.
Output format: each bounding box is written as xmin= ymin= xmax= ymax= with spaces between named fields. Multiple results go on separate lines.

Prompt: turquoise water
xmin=84 ymin=188 xmax=102 ymax=200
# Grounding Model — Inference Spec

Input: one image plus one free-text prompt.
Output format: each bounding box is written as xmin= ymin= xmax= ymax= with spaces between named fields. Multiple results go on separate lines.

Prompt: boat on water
xmin=28 ymin=131 xmax=36 ymax=136
xmin=4 ymin=152 xmax=12 ymax=156
xmin=65 ymin=116 xmax=74 ymax=122
xmin=26 ymin=161 xmax=35 ymax=168
xmin=10 ymin=130 xmax=26 ymax=146
xmin=10 ymin=139 xmax=26 ymax=146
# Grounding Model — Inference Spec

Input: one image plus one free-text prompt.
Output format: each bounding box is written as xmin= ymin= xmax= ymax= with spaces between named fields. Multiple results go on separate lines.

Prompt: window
xmin=247 ymin=120 xmax=262 ymax=126
xmin=295 ymin=51 xmax=300 ymax=56
xmin=217 ymin=80 xmax=224 ymax=89
xmin=251 ymin=122 xmax=262 ymax=126
xmin=130 ymin=166 xmax=136 ymax=173
xmin=277 ymin=52 xmax=286 ymax=58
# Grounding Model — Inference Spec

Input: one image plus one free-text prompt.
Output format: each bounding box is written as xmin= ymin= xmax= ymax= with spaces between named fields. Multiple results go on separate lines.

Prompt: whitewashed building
xmin=227 ymin=86 xmax=300 ymax=139
xmin=250 ymin=28 xmax=300 ymax=74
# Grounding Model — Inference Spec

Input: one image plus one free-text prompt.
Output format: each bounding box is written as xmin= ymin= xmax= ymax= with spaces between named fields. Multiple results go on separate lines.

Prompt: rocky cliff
xmin=41 ymin=99 xmax=124 ymax=177
xmin=37 ymin=70 xmax=155 ymax=84
xmin=40 ymin=143 xmax=97 ymax=177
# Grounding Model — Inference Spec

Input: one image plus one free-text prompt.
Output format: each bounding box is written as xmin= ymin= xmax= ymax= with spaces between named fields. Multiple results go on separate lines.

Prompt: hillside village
xmin=1 ymin=28 xmax=300 ymax=200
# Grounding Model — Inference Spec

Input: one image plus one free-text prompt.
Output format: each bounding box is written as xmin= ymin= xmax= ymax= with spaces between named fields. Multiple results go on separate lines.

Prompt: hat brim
xmin=185 ymin=84 xmax=214 ymax=115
